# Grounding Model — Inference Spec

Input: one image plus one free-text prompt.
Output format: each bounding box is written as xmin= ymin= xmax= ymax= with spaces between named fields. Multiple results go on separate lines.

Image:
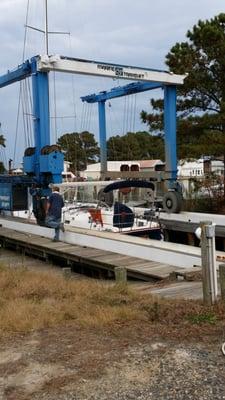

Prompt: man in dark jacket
xmin=45 ymin=186 xmax=65 ymax=241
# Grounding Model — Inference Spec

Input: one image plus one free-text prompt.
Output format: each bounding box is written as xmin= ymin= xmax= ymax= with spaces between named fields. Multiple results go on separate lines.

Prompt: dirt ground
xmin=1 ymin=249 xmax=225 ymax=400
xmin=0 ymin=323 xmax=225 ymax=400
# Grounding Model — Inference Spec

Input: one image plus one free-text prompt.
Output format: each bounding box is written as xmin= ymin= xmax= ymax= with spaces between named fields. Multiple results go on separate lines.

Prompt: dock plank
xmin=149 ymin=281 xmax=203 ymax=299
xmin=0 ymin=227 xmax=198 ymax=281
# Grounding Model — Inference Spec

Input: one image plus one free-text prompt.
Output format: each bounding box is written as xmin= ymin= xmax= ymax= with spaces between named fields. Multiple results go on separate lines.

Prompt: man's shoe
xmin=60 ymin=223 xmax=65 ymax=233
xmin=52 ymin=238 xmax=59 ymax=242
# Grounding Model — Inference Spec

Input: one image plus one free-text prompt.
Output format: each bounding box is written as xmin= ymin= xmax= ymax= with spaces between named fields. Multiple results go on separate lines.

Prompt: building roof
xmin=85 ymin=160 xmax=163 ymax=172
xmin=138 ymin=160 xmax=164 ymax=168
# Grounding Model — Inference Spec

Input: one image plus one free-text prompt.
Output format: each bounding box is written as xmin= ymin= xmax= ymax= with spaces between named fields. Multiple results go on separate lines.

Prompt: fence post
xmin=114 ymin=267 xmax=127 ymax=283
xmin=200 ymin=221 xmax=217 ymax=305
xmin=62 ymin=267 xmax=72 ymax=279
xmin=219 ymin=264 xmax=225 ymax=301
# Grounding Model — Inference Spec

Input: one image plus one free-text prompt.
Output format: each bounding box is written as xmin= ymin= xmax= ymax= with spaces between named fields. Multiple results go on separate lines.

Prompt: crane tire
xmin=163 ymin=191 xmax=182 ymax=214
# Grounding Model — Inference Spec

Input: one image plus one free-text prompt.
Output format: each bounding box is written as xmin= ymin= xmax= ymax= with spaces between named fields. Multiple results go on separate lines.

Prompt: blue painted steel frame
xmin=81 ymin=82 xmax=162 ymax=103
xmin=0 ymin=57 xmax=178 ymax=184
xmin=98 ymin=101 xmax=107 ymax=174
xmin=31 ymin=58 xmax=50 ymax=153
xmin=164 ymin=85 xmax=177 ymax=183
xmin=0 ymin=60 xmax=31 ymax=88
xmin=0 ymin=56 xmax=63 ymax=186
xmin=30 ymin=57 xmax=51 ymax=181
xmin=82 ymin=81 xmax=178 ymax=181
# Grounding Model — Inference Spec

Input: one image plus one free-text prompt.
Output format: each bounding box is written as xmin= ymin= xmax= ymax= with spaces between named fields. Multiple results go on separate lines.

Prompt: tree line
xmin=57 ymin=130 xmax=165 ymax=172
xmin=141 ymin=13 xmax=225 ymax=160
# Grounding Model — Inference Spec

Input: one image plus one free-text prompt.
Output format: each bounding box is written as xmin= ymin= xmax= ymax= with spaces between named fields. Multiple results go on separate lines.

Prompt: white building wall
xmin=83 ymin=161 xmax=141 ymax=179
xmin=178 ymin=159 xmax=204 ymax=177
xmin=211 ymin=160 xmax=224 ymax=176
xmin=178 ymin=159 xmax=224 ymax=178
xmin=85 ymin=161 xmax=141 ymax=172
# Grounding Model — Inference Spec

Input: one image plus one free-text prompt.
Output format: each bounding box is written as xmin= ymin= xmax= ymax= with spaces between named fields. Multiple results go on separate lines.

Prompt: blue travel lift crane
xmin=0 ymin=54 xmax=186 ymax=223
xmin=0 ymin=56 xmax=64 ymax=224
xmin=81 ymin=80 xmax=183 ymax=212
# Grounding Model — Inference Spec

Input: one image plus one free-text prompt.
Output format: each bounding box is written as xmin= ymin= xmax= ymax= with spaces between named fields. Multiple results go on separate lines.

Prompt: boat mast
xmin=44 ymin=0 xmax=49 ymax=55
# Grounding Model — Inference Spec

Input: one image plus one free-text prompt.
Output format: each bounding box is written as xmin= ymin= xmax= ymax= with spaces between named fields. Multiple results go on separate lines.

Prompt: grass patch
xmin=0 ymin=264 xmax=225 ymax=336
xmin=0 ymin=265 xmax=142 ymax=334
xmin=187 ymin=312 xmax=217 ymax=325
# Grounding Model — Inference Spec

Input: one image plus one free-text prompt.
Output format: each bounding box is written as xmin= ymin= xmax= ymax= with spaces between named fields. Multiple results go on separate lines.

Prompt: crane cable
xmin=26 ymin=78 xmax=34 ymax=146
xmin=86 ymin=104 xmax=93 ymax=133
xmin=122 ymin=96 xmax=127 ymax=135
xmin=107 ymin=100 xmax=118 ymax=161
xmin=21 ymin=85 xmax=29 ymax=148
xmin=132 ymin=93 xmax=137 ymax=132
xmin=122 ymin=95 xmax=132 ymax=159
xmin=79 ymin=103 xmax=85 ymax=132
xmin=22 ymin=79 xmax=33 ymax=148
xmin=80 ymin=103 xmax=92 ymax=170
xmin=126 ymin=95 xmax=130 ymax=133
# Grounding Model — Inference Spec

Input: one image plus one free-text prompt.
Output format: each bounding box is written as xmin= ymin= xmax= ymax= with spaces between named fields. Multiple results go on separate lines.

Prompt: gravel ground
xmin=53 ymin=345 xmax=225 ymax=400
xmin=0 ymin=327 xmax=225 ymax=400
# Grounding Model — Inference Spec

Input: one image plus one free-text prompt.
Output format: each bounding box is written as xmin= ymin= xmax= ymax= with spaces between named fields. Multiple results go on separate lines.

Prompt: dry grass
xmin=0 ymin=263 xmax=225 ymax=336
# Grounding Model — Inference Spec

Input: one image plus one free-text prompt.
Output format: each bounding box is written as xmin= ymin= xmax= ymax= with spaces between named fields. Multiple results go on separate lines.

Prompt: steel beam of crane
xmin=37 ymin=55 xmax=187 ymax=85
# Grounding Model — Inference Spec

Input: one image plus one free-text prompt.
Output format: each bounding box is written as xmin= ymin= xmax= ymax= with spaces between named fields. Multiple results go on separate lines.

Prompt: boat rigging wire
xmin=132 ymin=93 xmax=137 ymax=132
xmin=13 ymin=0 xmax=31 ymax=167
xmin=68 ymin=33 xmax=77 ymax=133
xmin=126 ymin=95 xmax=130 ymax=133
xmin=23 ymin=0 xmax=30 ymax=61
xmin=122 ymin=96 xmax=127 ymax=135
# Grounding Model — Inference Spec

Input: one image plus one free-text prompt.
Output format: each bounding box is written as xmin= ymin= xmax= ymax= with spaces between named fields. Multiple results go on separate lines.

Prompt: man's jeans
xmin=45 ymin=215 xmax=61 ymax=241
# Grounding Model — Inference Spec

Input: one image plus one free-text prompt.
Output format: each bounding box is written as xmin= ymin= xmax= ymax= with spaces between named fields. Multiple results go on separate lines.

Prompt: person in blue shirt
xmin=45 ymin=186 xmax=65 ymax=241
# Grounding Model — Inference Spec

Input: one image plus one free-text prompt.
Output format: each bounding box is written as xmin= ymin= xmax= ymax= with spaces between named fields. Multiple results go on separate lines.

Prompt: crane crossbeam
xmin=81 ymin=82 xmax=162 ymax=103
xmin=0 ymin=60 xmax=32 ymax=89
xmin=37 ymin=55 xmax=187 ymax=85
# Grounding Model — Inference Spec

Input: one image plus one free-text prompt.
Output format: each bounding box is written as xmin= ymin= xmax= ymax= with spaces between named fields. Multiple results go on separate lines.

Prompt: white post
xmin=200 ymin=221 xmax=217 ymax=305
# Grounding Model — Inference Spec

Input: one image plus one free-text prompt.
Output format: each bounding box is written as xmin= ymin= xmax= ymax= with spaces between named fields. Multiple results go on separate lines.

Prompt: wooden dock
xmin=0 ymin=227 xmax=200 ymax=281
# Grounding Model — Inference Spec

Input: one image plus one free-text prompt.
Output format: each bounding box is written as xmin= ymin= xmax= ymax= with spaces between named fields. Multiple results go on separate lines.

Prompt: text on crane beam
xmin=97 ymin=64 xmax=145 ymax=79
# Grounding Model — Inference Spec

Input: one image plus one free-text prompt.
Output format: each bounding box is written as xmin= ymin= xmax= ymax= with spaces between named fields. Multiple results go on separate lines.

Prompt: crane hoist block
xmin=40 ymin=151 xmax=64 ymax=174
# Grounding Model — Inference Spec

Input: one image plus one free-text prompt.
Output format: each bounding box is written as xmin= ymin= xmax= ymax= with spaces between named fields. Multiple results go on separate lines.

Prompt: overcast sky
xmin=0 ymin=0 xmax=224 ymax=167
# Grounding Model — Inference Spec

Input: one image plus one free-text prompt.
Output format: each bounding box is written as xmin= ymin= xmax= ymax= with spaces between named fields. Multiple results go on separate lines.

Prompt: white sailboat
xmin=60 ymin=180 xmax=163 ymax=239
xmin=11 ymin=179 xmax=163 ymax=239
